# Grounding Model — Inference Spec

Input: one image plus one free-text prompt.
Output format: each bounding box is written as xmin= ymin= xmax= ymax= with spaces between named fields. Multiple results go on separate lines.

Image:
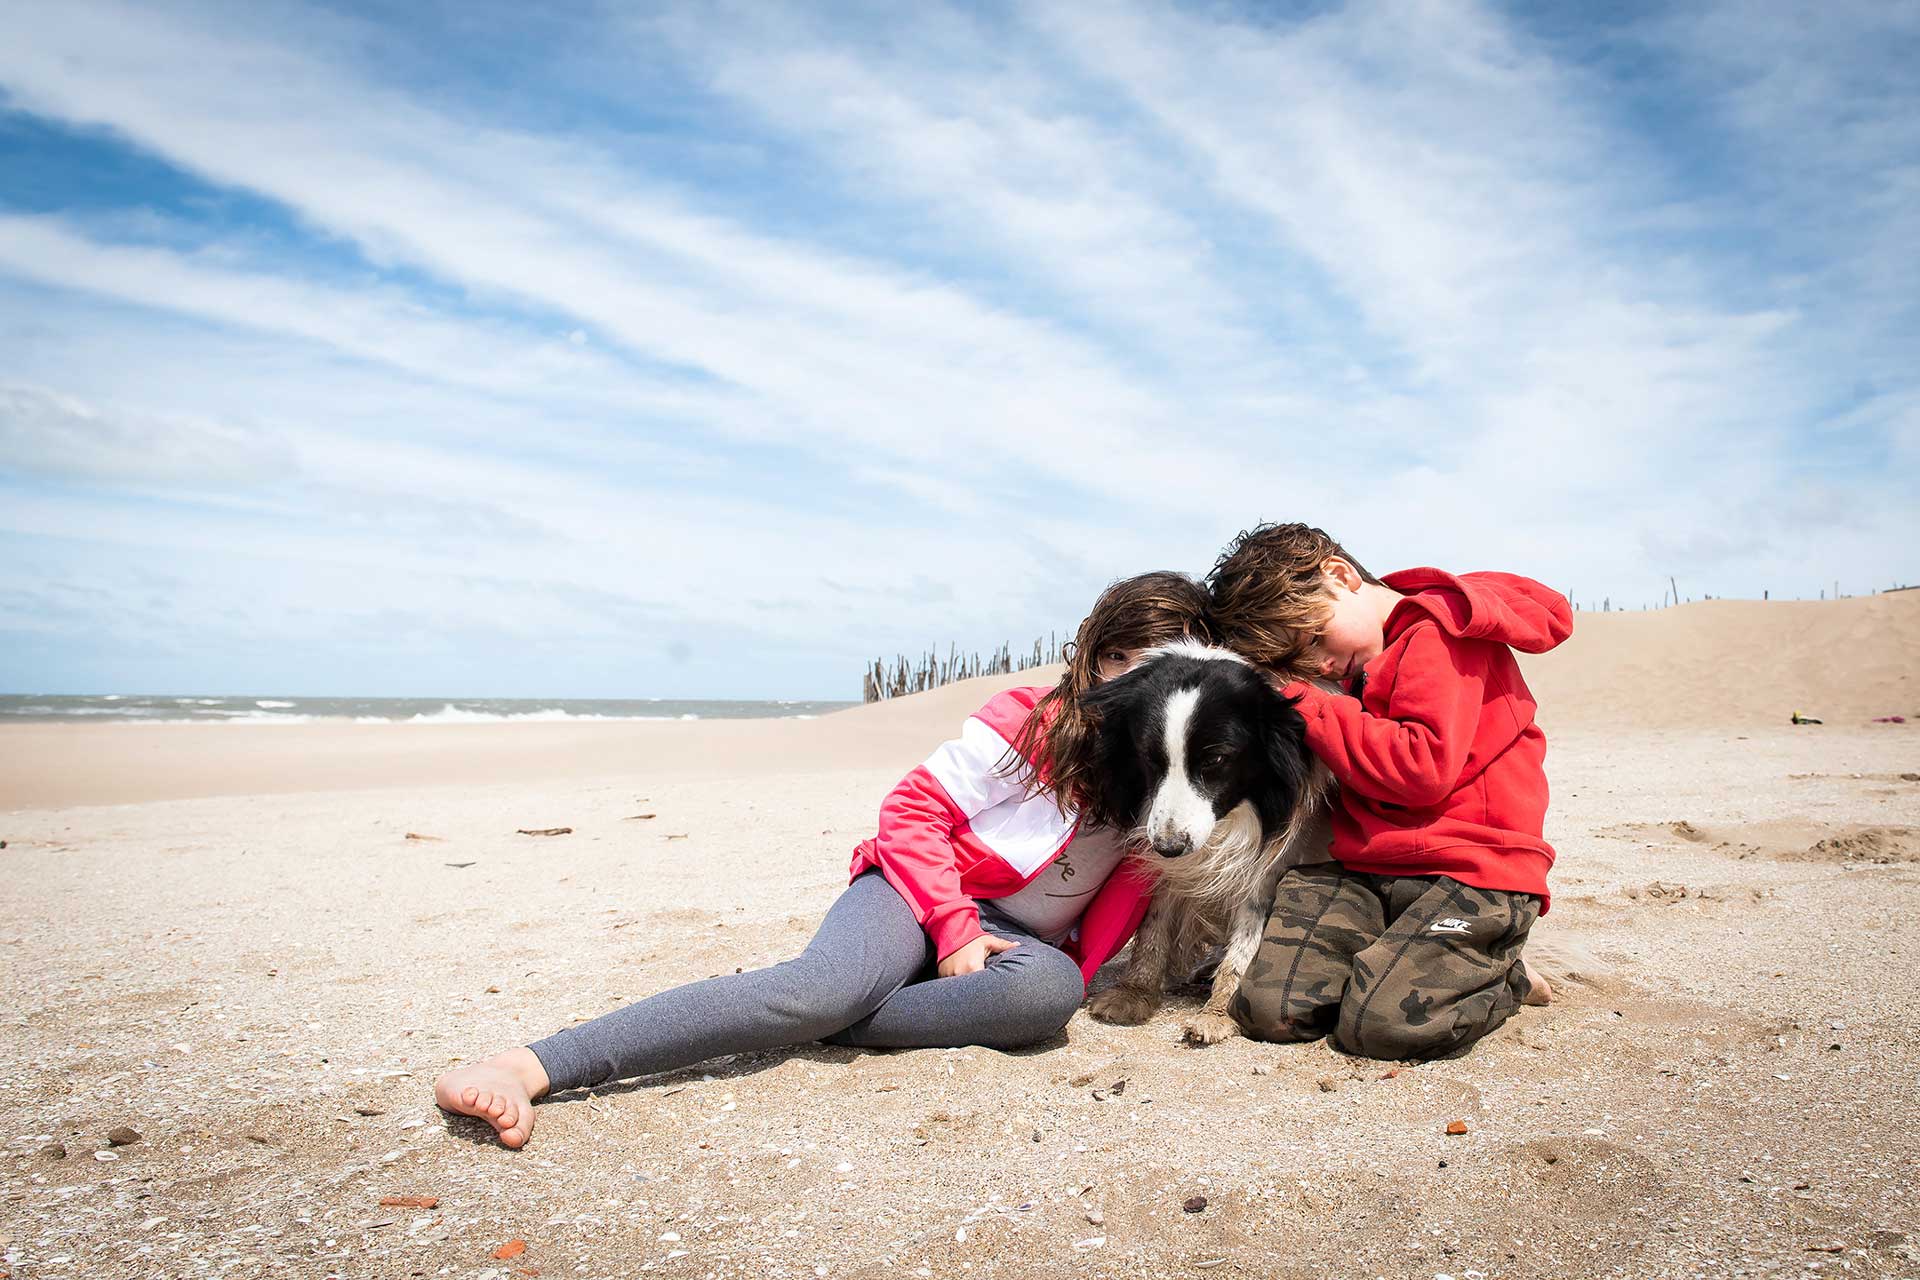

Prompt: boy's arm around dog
xmin=1280 ymin=568 xmax=1572 ymax=807
xmin=1283 ymin=624 xmax=1490 ymax=807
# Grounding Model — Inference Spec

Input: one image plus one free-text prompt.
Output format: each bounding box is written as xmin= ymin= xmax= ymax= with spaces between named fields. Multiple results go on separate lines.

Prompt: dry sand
xmin=3 ymin=594 xmax=1917 ymax=1279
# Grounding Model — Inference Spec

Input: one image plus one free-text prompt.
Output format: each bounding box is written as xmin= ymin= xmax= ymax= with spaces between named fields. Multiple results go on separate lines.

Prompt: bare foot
xmin=1522 ymin=957 xmax=1552 ymax=1006
xmin=434 ymin=1047 xmax=550 ymax=1148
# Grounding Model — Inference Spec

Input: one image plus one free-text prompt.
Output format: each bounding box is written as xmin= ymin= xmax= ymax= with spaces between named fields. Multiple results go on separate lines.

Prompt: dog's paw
xmin=1088 ymin=986 xmax=1161 ymax=1026
xmin=1181 ymin=1012 xmax=1242 ymax=1046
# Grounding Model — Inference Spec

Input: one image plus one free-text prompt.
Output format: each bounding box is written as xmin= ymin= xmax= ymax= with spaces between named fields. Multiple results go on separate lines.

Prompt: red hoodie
xmin=1281 ymin=569 xmax=1573 ymax=909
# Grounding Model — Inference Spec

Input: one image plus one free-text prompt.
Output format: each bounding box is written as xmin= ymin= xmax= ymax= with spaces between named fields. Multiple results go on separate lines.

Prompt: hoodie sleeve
xmin=867 ymin=710 xmax=1034 ymax=961
xmin=1282 ymin=624 xmax=1486 ymax=808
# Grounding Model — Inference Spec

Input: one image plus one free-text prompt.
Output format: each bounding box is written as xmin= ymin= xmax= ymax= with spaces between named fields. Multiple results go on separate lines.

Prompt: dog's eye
xmin=1200 ymin=749 xmax=1234 ymax=772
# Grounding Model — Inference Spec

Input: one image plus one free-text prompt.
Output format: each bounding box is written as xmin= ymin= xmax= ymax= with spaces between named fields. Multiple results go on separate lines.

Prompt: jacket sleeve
xmin=1282 ymin=624 xmax=1486 ymax=808
xmin=868 ymin=715 xmax=1033 ymax=961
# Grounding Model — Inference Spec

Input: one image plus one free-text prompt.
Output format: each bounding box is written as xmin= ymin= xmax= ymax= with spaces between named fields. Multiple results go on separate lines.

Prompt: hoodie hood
xmin=1380 ymin=568 xmax=1572 ymax=655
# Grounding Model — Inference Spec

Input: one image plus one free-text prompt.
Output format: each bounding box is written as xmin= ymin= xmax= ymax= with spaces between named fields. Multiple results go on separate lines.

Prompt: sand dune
xmin=1520 ymin=590 xmax=1920 ymax=729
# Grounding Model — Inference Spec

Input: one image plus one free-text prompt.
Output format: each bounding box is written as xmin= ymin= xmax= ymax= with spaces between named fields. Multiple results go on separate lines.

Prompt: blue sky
xmin=1 ymin=0 xmax=1915 ymax=699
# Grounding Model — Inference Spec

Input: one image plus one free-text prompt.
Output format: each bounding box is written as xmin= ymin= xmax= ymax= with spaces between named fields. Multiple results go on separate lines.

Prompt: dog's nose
xmin=1151 ymin=832 xmax=1194 ymax=859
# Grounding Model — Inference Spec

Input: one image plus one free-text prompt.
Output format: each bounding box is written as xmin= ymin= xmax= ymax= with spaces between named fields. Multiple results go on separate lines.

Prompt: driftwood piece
xmin=515 ymin=827 xmax=573 ymax=837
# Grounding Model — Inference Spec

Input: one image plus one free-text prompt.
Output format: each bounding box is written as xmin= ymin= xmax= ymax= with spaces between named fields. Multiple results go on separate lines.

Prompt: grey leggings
xmin=528 ymin=871 xmax=1087 ymax=1093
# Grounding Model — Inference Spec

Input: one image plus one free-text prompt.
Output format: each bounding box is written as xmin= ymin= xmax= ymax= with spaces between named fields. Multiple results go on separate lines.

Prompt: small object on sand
xmin=486 ymin=985 xmax=501 ymax=994
xmin=40 ymin=1142 xmax=66 ymax=1159
xmin=516 ymin=827 xmax=573 ymax=837
xmin=1790 ymin=711 xmax=1823 ymax=725
xmin=379 ymin=1195 xmax=439 ymax=1209
xmin=1110 ymin=1078 xmax=1127 ymax=1095
xmin=1072 ymin=1236 xmax=1106 ymax=1251
xmin=404 ymin=832 xmax=444 ymax=842
xmin=1446 ymin=1120 xmax=1469 ymax=1135
xmin=1183 ymin=1195 xmax=1208 ymax=1213
xmin=1379 ymin=1069 xmax=1401 ymax=1080
xmin=665 ymin=833 xmax=690 ymax=840
xmin=1317 ymin=1077 xmax=1338 ymax=1093
xmin=1805 ymin=1243 xmax=1844 ymax=1253
xmin=623 ymin=813 xmax=657 ymax=821
xmin=1086 ymin=1208 xmax=1104 ymax=1225
xmin=1900 ymin=773 xmax=1920 ymax=782
xmin=1871 ymin=715 xmax=1906 ymax=724
xmin=493 ymin=1239 xmax=527 ymax=1260
xmin=1069 ymin=1072 xmax=1095 ymax=1088
xmin=355 ymin=1106 xmax=386 ymax=1117
xmin=1195 ymin=1260 xmax=1228 ymax=1270
xmin=106 ymin=1126 xmax=142 ymax=1146
xmin=444 ymin=861 xmax=477 ymax=869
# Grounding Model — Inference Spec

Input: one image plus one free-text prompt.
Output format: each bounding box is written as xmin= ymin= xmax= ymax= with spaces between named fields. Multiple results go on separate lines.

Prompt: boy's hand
xmin=938 ymin=933 xmax=1019 ymax=978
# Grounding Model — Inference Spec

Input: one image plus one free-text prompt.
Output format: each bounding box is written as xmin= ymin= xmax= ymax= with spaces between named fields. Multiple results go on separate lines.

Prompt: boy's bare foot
xmin=434 ymin=1047 xmax=550 ymax=1148
xmin=1521 ymin=957 xmax=1552 ymax=1006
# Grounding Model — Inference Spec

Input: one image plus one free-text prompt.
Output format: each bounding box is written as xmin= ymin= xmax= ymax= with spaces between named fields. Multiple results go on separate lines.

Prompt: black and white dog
xmin=1080 ymin=641 xmax=1333 ymax=1045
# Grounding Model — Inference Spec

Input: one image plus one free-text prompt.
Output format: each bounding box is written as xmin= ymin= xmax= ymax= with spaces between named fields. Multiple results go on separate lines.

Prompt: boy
xmin=1206 ymin=523 xmax=1571 ymax=1060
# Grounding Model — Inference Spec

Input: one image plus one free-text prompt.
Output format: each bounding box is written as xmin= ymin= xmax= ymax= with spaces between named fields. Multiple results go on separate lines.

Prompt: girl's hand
xmin=937 ymin=933 xmax=1019 ymax=978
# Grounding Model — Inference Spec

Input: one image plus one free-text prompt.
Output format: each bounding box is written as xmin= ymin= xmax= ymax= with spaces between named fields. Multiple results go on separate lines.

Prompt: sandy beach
xmin=4 ymin=593 xmax=1918 ymax=1279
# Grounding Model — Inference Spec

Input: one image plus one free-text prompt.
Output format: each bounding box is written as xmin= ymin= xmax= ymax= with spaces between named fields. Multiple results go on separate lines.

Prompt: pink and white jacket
xmin=848 ymin=686 xmax=1155 ymax=989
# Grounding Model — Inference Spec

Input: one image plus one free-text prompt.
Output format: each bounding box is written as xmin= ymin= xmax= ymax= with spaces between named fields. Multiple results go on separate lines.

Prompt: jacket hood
xmin=1381 ymin=568 xmax=1572 ymax=655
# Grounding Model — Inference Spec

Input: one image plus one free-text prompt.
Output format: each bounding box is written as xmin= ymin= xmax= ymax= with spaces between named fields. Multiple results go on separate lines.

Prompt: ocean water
xmin=0 ymin=694 xmax=857 ymax=726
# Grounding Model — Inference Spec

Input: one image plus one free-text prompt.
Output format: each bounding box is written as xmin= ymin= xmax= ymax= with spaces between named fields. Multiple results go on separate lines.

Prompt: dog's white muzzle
xmin=1144 ymin=688 xmax=1217 ymax=858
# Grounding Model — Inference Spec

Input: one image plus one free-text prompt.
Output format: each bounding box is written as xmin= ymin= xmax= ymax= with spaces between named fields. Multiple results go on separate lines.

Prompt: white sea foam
xmin=6 ymin=695 xmax=843 ymax=724
xmin=350 ymin=705 xmax=697 ymax=725
xmin=102 ymin=714 xmax=327 ymax=726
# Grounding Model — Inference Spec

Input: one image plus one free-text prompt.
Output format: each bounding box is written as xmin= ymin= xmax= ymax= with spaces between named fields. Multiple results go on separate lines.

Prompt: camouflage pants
xmin=1229 ymin=863 xmax=1540 ymax=1061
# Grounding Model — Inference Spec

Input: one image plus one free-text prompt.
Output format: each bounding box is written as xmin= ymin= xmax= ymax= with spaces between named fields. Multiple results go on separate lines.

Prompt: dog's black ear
xmin=1077 ymin=667 xmax=1150 ymax=829
xmin=1251 ymin=687 xmax=1313 ymax=836
xmin=1079 ymin=673 xmax=1140 ymax=768
xmin=1078 ymin=660 xmax=1158 ymax=733
xmin=1260 ymin=683 xmax=1312 ymax=796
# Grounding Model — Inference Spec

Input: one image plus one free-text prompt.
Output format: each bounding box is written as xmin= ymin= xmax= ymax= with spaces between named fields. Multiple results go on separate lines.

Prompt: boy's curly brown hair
xmin=1206 ymin=522 xmax=1380 ymax=676
xmin=1003 ymin=570 xmax=1212 ymax=822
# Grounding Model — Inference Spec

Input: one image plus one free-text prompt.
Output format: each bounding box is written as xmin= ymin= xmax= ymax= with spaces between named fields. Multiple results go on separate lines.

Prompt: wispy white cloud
xmin=0 ymin=0 xmax=1914 ymax=694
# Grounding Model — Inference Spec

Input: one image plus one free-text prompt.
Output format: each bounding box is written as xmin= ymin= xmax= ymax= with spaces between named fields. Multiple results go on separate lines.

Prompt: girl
xmin=434 ymin=571 xmax=1210 ymax=1147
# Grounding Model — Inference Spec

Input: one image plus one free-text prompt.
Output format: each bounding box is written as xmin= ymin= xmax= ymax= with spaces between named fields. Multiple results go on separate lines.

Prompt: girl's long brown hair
xmin=1002 ymin=571 xmax=1212 ymax=820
